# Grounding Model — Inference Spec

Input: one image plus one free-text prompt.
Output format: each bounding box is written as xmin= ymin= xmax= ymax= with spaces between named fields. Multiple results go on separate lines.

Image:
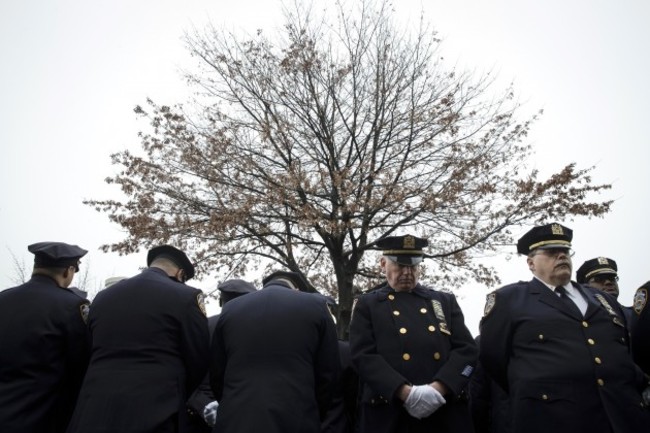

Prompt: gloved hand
xmin=642 ymin=386 xmax=650 ymax=407
xmin=202 ymin=401 xmax=219 ymax=427
xmin=404 ymin=385 xmax=446 ymax=419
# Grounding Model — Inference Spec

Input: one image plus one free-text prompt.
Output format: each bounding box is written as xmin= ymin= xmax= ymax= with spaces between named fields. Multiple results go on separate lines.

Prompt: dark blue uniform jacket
xmin=479 ymin=278 xmax=649 ymax=433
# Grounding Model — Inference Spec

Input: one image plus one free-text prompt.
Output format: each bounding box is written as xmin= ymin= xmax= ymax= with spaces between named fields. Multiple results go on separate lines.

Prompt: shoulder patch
xmin=633 ymin=288 xmax=647 ymax=315
xmin=79 ymin=303 xmax=90 ymax=324
xmin=197 ymin=293 xmax=207 ymax=316
xmin=483 ymin=292 xmax=496 ymax=317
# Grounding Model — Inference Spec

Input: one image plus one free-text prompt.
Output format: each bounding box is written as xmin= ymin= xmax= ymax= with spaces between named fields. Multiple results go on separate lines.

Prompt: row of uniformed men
xmin=0 ymin=224 xmax=649 ymax=433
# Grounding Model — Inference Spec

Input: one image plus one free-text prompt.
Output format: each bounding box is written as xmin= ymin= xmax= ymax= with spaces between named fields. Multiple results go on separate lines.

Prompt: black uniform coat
xmin=468 ymin=336 xmax=510 ymax=433
xmin=479 ymin=278 xmax=649 ymax=433
xmin=320 ymin=340 xmax=359 ymax=433
xmin=209 ymin=281 xmax=340 ymax=433
xmin=0 ymin=276 xmax=91 ymax=433
xmin=66 ymin=268 xmax=209 ymax=433
xmin=349 ymin=283 xmax=477 ymax=433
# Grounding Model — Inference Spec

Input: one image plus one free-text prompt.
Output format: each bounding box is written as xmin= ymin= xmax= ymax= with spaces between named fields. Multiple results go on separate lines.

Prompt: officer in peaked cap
xmin=349 ymin=234 xmax=477 ymax=433
xmin=147 ymin=244 xmax=196 ymax=281
xmin=575 ymin=257 xmax=635 ymax=325
xmin=67 ymin=245 xmax=209 ymax=433
xmin=576 ymin=257 xmax=619 ymax=298
xmin=479 ymin=223 xmax=649 ymax=433
xmin=209 ymin=270 xmax=339 ymax=433
xmin=0 ymin=242 xmax=91 ymax=433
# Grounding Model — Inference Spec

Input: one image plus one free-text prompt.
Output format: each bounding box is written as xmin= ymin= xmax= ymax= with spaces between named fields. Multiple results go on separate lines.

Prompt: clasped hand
xmin=403 ymin=384 xmax=446 ymax=419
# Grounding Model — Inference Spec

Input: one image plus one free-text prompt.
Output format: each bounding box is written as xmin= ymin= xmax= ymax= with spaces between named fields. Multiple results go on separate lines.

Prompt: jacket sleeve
xmin=349 ymin=295 xmax=409 ymax=401
xmin=432 ymin=294 xmax=478 ymax=397
xmin=180 ymin=289 xmax=210 ymax=395
xmin=478 ymin=290 xmax=512 ymax=392
xmin=314 ymin=304 xmax=341 ymax=419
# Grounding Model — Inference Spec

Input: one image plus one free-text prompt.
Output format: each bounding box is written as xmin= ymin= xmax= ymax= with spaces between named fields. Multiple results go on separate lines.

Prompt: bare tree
xmin=7 ymin=247 xmax=29 ymax=286
xmin=86 ymin=0 xmax=611 ymax=335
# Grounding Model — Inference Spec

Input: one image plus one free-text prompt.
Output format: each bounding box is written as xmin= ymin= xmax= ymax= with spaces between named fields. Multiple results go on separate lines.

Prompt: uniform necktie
xmin=555 ymin=286 xmax=582 ymax=316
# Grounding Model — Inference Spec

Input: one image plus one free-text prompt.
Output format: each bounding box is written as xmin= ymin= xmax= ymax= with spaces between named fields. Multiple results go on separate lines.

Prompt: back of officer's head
xmin=218 ymin=278 xmax=256 ymax=307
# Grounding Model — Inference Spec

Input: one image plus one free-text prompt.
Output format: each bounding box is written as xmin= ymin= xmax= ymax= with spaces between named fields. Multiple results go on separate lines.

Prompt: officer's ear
xmin=175 ymin=268 xmax=186 ymax=284
xmin=526 ymin=255 xmax=535 ymax=272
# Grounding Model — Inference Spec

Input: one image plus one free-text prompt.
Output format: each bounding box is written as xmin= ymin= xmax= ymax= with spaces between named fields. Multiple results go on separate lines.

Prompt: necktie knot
xmin=555 ymin=286 xmax=568 ymax=297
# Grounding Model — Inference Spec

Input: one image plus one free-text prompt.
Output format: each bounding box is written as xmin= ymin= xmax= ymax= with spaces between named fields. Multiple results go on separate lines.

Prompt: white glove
xmin=643 ymin=386 xmax=650 ymax=407
xmin=404 ymin=385 xmax=446 ymax=419
xmin=202 ymin=401 xmax=219 ymax=427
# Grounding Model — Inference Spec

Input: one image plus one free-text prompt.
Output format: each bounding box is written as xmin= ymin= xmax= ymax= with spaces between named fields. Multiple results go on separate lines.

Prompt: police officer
xmin=480 ymin=223 xmax=649 ymax=433
xmin=577 ymin=257 xmax=633 ymax=324
xmin=66 ymin=245 xmax=209 ymax=433
xmin=349 ymin=234 xmax=477 ymax=433
xmin=209 ymin=270 xmax=340 ymax=433
xmin=186 ymin=279 xmax=257 ymax=432
xmin=0 ymin=242 xmax=91 ymax=433
xmin=631 ymin=281 xmax=650 ymax=375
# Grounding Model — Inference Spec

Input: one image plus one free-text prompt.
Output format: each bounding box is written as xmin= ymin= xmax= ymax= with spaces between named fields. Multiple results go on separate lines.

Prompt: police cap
xmin=516 ymin=223 xmax=573 ymax=255
xmin=262 ymin=270 xmax=313 ymax=292
xmin=28 ymin=242 xmax=88 ymax=272
xmin=147 ymin=245 xmax=195 ymax=280
xmin=218 ymin=278 xmax=256 ymax=295
xmin=375 ymin=234 xmax=428 ymax=266
xmin=576 ymin=257 xmax=618 ymax=284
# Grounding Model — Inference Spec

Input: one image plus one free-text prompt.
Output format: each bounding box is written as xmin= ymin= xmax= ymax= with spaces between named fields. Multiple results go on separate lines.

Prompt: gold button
xmin=388 ymin=294 xmax=395 ymax=300
xmin=433 ymin=352 xmax=441 ymax=360
xmin=538 ymin=334 xmax=544 ymax=340
xmin=428 ymin=325 xmax=436 ymax=332
xmin=587 ymin=338 xmax=595 ymax=345
xmin=399 ymin=328 xmax=407 ymax=334
xmin=420 ymin=308 xmax=427 ymax=314
xmin=582 ymin=321 xmax=589 ymax=328
xmin=595 ymin=357 xmax=602 ymax=364
xmin=597 ymin=379 xmax=604 ymax=386
xmin=393 ymin=310 xmax=400 ymax=316
xmin=542 ymin=394 xmax=548 ymax=400
xmin=403 ymin=353 xmax=411 ymax=361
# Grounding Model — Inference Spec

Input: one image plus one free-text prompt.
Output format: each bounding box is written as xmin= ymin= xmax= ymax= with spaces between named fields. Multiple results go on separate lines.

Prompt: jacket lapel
xmin=532 ymin=278 xmax=582 ymax=319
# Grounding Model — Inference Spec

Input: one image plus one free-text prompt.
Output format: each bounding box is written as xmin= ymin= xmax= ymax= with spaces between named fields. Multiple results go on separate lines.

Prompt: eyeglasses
xmin=531 ymin=248 xmax=574 ymax=258
xmin=590 ymin=274 xmax=619 ymax=283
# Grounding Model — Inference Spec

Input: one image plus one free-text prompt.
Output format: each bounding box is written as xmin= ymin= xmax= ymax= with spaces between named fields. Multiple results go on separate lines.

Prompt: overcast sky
xmin=1 ymin=0 xmax=648 ymax=332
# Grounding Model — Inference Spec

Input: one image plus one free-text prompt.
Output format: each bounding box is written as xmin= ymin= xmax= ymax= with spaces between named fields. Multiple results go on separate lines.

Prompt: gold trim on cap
xmin=529 ymin=240 xmax=571 ymax=250
xmin=585 ymin=268 xmax=617 ymax=280
xmin=382 ymin=249 xmax=423 ymax=255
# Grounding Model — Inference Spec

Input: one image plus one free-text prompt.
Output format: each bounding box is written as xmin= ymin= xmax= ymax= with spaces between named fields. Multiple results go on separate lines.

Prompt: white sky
xmin=1 ymin=0 xmax=649 ymax=333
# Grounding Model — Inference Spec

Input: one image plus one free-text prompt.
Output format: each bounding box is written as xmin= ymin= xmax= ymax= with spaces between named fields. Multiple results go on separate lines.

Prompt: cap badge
xmin=403 ymin=235 xmax=416 ymax=249
xmin=551 ymin=224 xmax=564 ymax=235
xmin=597 ymin=257 xmax=609 ymax=265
